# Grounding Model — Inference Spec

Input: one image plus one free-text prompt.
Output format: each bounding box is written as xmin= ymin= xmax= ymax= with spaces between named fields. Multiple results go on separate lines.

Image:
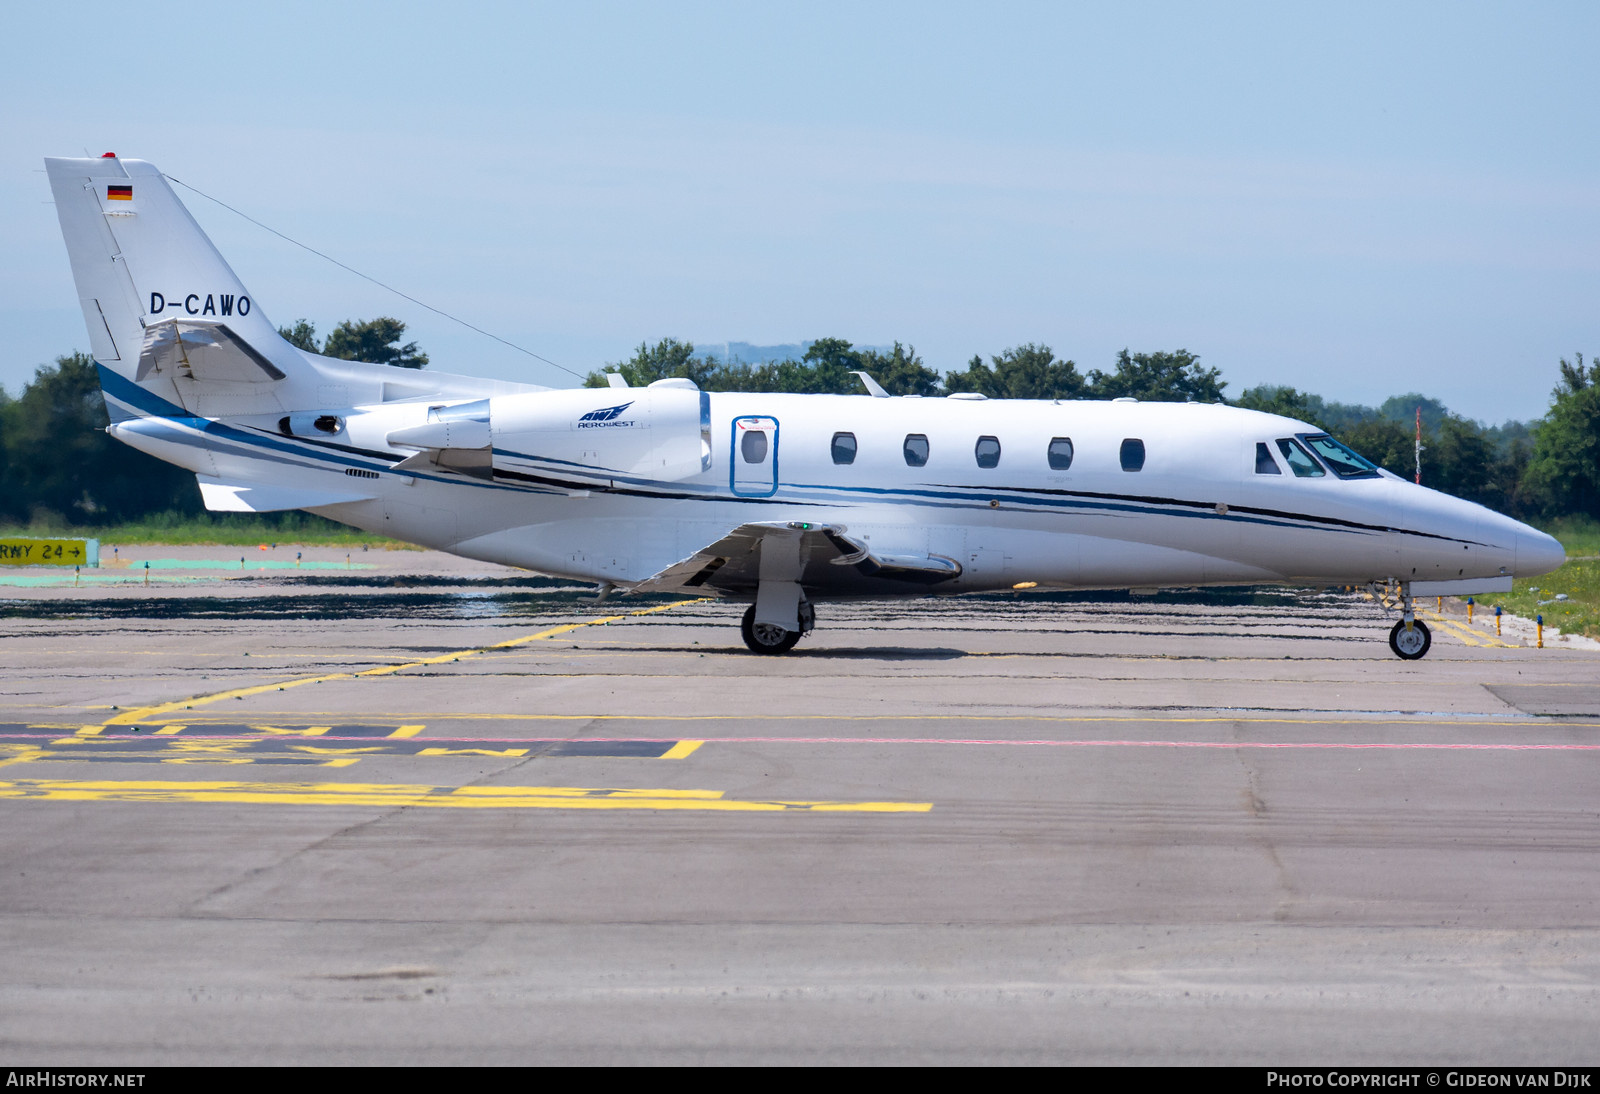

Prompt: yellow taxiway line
xmin=0 ymin=777 xmax=929 ymax=813
xmin=103 ymin=600 xmax=706 ymax=726
xmin=1360 ymin=591 xmax=1518 ymax=649
xmin=1417 ymin=608 xmax=1517 ymax=648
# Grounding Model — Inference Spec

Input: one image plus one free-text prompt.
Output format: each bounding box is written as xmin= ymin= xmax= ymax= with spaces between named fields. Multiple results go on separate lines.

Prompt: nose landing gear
xmin=1373 ymin=581 xmax=1432 ymax=660
xmin=1388 ymin=617 xmax=1432 ymax=659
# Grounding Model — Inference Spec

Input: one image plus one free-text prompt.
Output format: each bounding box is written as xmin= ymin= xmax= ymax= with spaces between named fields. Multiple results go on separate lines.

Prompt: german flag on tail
xmin=106 ymin=185 xmax=132 ymax=201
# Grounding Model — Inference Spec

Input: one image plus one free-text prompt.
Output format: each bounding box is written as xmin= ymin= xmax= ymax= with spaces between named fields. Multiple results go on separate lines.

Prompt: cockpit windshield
xmin=1301 ymin=433 xmax=1381 ymax=479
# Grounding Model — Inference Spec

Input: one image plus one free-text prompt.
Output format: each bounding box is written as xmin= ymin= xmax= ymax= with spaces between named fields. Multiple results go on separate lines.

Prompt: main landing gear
xmin=1374 ymin=581 xmax=1432 ymax=660
xmin=740 ymin=601 xmax=815 ymax=655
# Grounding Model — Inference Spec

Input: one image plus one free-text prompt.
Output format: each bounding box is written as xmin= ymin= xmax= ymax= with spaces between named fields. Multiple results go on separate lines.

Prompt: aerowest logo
xmin=577 ymin=402 xmax=636 ymax=429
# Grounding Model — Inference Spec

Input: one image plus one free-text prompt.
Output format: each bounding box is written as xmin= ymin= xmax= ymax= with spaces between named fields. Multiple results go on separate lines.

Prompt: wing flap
xmin=635 ymin=522 xmax=963 ymax=594
xmin=635 ymin=522 xmax=788 ymax=592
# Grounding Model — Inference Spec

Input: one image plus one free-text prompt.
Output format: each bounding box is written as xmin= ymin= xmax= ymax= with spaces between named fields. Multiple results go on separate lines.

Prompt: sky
xmin=2 ymin=1 xmax=1595 ymax=423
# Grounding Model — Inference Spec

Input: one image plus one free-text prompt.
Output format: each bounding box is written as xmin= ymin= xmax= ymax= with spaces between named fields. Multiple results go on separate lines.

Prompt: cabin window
xmin=1047 ymin=437 xmax=1074 ymax=470
xmin=740 ymin=428 xmax=769 ymax=465
xmin=1120 ymin=438 xmax=1145 ymax=472
xmin=1302 ymin=433 xmax=1381 ymax=479
xmin=1276 ymin=437 xmax=1325 ymax=478
xmin=903 ymin=433 xmax=930 ymax=467
xmin=831 ymin=432 xmax=857 ymax=465
xmin=1255 ymin=442 xmax=1282 ymax=475
xmin=974 ymin=436 xmax=1001 ymax=469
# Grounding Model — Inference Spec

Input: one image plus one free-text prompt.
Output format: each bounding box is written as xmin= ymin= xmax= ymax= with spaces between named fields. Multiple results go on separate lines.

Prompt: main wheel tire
xmin=741 ymin=604 xmax=801 ymax=655
xmin=1388 ymin=619 xmax=1432 ymax=660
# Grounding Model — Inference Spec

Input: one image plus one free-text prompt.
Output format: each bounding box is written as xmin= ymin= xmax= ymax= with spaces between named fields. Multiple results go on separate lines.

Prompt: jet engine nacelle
xmin=490 ymin=378 xmax=711 ymax=483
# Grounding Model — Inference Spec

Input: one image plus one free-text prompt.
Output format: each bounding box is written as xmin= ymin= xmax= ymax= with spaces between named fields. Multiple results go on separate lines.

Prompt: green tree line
xmin=590 ymin=338 xmax=1596 ymax=520
xmin=586 ymin=337 xmax=1227 ymax=404
xmin=0 ymin=318 xmax=423 ymax=529
xmin=3 ymin=324 xmax=1596 ymax=528
xmin=278 ymin=317 xmax=428 ymax=368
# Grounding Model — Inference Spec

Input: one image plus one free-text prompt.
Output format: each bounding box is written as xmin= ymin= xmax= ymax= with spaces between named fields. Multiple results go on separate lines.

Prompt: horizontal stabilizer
xmin=138 ymin=320 xmax=285 ymax=384
xmin=197 ymin=476 xmax=376 ymax=513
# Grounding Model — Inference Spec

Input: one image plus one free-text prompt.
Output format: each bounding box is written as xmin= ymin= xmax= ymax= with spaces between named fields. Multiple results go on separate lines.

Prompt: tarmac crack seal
xmin=1232 ymin=720 xmax=1297 ymax=921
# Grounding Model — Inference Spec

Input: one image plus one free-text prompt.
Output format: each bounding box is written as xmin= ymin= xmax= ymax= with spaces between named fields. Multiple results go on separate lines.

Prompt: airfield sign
xmin=0 ymin=538 xmax=100 ymax=567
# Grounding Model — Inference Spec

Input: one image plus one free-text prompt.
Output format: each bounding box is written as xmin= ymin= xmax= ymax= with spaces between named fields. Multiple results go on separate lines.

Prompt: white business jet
xmin=46 ymin=155 xmax=1566 ymax=658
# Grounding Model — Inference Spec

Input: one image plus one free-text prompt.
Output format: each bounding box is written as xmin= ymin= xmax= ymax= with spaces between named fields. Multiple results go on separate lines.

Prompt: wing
xmin=634 ymin=521 xmax=962 ymax=597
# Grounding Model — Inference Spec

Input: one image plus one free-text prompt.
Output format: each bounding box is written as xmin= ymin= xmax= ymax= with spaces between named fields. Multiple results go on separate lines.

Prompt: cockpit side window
xmin=1255 ymin=442 xmax=1282 ymax=475
xmin=1302 ymin=433 xmax=1381 ymax=479
xmin=1276 ymin=437 xmax=1325 ymax=478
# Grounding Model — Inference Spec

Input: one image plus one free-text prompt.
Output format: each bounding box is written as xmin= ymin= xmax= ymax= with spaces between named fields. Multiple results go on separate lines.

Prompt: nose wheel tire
xmin=1388 ymin=619 xmax=1432 ymax=660
xmin=742 ymin=605 xmax=802 ymax=655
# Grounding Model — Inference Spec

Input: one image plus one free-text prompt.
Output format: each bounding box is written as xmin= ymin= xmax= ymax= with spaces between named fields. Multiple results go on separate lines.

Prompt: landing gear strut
xmin=740 ymin=601 xmax=814 ymax=655
xmin=1378 ymin=581 xmax=1432 ymax=660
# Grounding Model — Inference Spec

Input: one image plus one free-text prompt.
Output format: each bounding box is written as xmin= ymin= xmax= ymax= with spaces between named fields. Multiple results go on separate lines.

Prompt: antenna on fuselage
xmin=850 ymin=371 xmax=890 ymax=398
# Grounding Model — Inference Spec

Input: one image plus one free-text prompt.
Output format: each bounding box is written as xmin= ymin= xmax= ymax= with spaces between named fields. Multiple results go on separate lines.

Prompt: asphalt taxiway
xmin=2 ymin=548 xmax=1598 ymax=1064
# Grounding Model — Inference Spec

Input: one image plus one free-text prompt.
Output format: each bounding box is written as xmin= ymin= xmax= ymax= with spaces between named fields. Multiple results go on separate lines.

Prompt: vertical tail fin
xmin=45 ymin=155 xmax=305 ymax=420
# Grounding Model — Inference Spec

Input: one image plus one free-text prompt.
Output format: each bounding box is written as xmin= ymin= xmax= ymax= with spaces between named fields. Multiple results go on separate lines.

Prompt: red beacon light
xmin=101 ymin=152 xmax=117 ymax=158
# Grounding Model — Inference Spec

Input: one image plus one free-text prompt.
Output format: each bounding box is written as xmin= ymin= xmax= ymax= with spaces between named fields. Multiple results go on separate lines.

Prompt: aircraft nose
xmin=1516 ymin=527 xmax=1566 ymax=578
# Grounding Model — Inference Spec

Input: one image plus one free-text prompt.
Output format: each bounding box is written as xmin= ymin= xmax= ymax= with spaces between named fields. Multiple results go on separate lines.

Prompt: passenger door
xmin=731 ymin=416 xmax=779 ymax=497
